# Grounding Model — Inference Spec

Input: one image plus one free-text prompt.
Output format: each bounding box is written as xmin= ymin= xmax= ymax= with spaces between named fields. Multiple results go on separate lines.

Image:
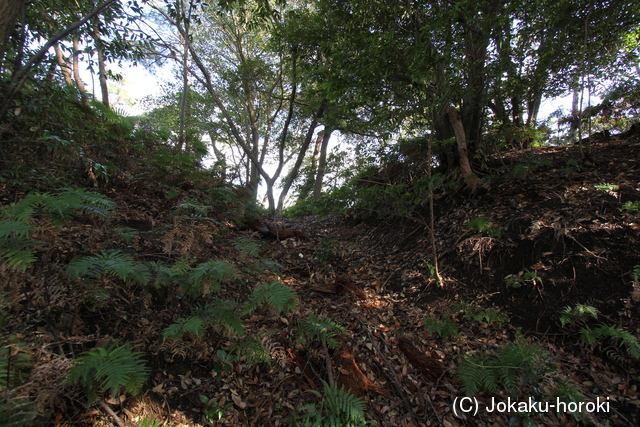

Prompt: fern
xmin=194 ymin=299 xmax=245 ymax=336
xmin=162 ymin=316 xmax=206 ymax=342
xmin=559 ymin=304 xmax=599 ymax=327
xmin=232 ymin=336 xmax=271 ymax=364
xmin=183 ymin=259 xmax=235 ymax=296
xmin=243 ymin=281 xmax=298 ymax=314
xmin=233 ymin=236 xmax=262 ymax=259
xmin=302 ymin=381 xmax=367 ymax=427
xmin=580 ymin=324 xmax=640 ymax=358
xmin=67 ymin=250 xmax=151 ymax=286
xmin=457 ymin=338 xmax=551 ymax=397
xmin=0 ymin=392 xmax=36 ymax=427
xmin=2 ymin=188 xmax=114 ymax=224
xmin=0 ymin=342 xmax=31 ymax=389
xmin=423 ymin=317 xmax=459 ymax=340
xmin=298 ymin=315 xmax=345 ymax=350
xmin=176 ymin=199 xmax=211 ymax=217
xmin=457 ymin=353 xmax=499 ymax=396
xmin=68 ymin=341 xmax=150 ymax=404
xmin=0 ymin=190 xmax=114 ymax=270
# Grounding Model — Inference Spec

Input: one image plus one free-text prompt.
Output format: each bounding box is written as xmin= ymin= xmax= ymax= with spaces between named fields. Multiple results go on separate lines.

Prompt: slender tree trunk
xmin=72 ymin=35 xmax=89 ymax=106
xmin=570 ymin=76 xmax=580 ymax=145
xmin=276 ymin=102 xmax=326 ymax=215
xmin=54 ymin=42 xmax=74 ymax=86
xmin=297 ymin=131 xmax=323 ymax=201
xmin=93 ymin=23 xmax=109 ymax=108
xmin=313 ymin=127 xmax=332 ymax=198
xmin=178 ymin=0 xmax=191 ymax=151
xmin=446 ymin=106 xmax=477 ymax=187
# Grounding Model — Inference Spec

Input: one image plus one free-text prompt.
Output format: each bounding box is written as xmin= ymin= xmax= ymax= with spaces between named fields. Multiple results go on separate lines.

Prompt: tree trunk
xmin=570 ymin=77 xmax=580 ymax=145
xmin=93 ymin=24 xmax=109 ymax=108
xmin=313 ymin=127 xmax=332 ymax=198
xmin=446 ymin=106 xmax=477 ymax=187
xmin=0 ymin=0 xmax=22 ymax=71
xmin=0 ymin=0 xmax=117 ymax=120
xmin=72 ymin=35 xmax=89 ymax=106
xmin=178 ymin=0 xmax=191 ymax=151
xmin=276 ymin=102 xmax=326 ymax=215
xmin=54 ymin=42 xmax=74 ymax=86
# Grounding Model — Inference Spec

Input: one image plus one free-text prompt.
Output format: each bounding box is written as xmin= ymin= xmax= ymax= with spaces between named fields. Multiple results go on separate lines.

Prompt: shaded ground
xmin=2 ymin=134 xmax=640 ymax=426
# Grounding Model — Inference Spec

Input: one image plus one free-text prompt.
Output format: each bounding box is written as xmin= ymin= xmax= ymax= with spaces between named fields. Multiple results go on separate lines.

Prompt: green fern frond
xmin=195 ymin=299 xmax=244 ymax=336
xmin=457 ymin=353 xmax=499 ymax=396
xmin=0 ymin=220 xmax=32 ymax=239
xmin=0 ymin=392 xmax=36 ymax=427
xmin=251 ymin=258 xmax=284 ymax=274
xmin=68 ymin=341 xmax=149 ymax=404
xmin=183 ymin=260 xmax=236 ymax=296
xmin=176 ymin=199 xmax=210 ymax=216
xmin=0 ymin=342 xmax=32 ymax=389
xmin=423 ymin=317 xmax=459 ymax=340
xmin=560 ymin=304 xmax=598 ymax=327
xmin=298 ymin=315 xmax=345 ymax=350
xmin=232 ymin=336 xmax=271 ymax=364
xmin=582 ymin=324 xmax=640 ymax=358
xmin=67 ymin=250 xmax=151 ymax=286
xmin=233 ymin=236 xmax=262 ymax=259
xmin=243 ymin=281 xmax=298 ymax=314
xmin=2 ymin=189 xmax=114 ymax=224
xmin=162 ymin=316 xmax=206 ymax=342
xmin=302 ymin=381 xmax=367 ymax=427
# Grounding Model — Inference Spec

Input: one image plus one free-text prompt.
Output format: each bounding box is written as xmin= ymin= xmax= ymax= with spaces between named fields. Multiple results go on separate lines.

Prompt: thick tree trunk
xmin=446 ymin=106 xmax=477 ymax=187
xmin=313 ymin=128 xmax=332 ymax=198
xmin=0 ymin=0 xmax=22 ymax=71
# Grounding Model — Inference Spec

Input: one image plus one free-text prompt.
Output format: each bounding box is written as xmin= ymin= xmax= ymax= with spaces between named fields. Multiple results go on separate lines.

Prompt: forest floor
xmin=3 ymin=132 xmax=640 ymax=426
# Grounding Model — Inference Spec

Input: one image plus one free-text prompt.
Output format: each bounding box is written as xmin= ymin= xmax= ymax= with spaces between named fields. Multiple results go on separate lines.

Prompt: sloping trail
xmin=252 ymin=134 xmax=640 ymax=426
xmin=7 ymin=134 xmax=640 ymax=426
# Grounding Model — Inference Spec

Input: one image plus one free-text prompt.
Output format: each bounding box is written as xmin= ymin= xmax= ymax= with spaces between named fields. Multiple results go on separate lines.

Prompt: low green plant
xmin=314 ymin=239 xmax=338 ymax=262
xmin=67 ymin=250 xmax=151 ymax=286
xmin=551 ymin=380 xmax=589 ymax=423
xmin=0 ymin=342 xmax=31 ymax=389
xmin=457 ymin=337 xmax=552 ymax=397
xmin=505 ymin=270 xmax=542 ymax=288
xmin=242 ymin=281 xmax=298 ymax=314
xmin=579 ymin=324 xmax=640 ymax=358
xmin=298 ymin=315 xmax=346 ymax=350
xmin=67 ymin=340 xmax=150 ymax=404
xmin=233 ymin=236 xmax=263 ymax=259
xmin=594 ymin=183 xmax=618 ymax=192
xmin=620 ymin=201 xmax=640 ymax=212
xmin=467 ymin=217 xmax=503 ymax=238
xmin=200 ymin=394 xmax=230 ymax=423
xmin=423 ymin=317 xmax=459 ymax=340
xmin=562 ymin=158 xmax=582 ymax=174
xmin=459 ymin=304 xmax=508 ymax=325
xmin=467 ymin=217 xmax=492 ymax=232
xmin=297 ymin=381 xmax=367 ymax=427
xmin=0 ymin=189 xmax=114 ymax=271
xmin=559 ymin=304 xmax=599 ymax=327
xmin=137 ymin=416 xmax=163 ymax=427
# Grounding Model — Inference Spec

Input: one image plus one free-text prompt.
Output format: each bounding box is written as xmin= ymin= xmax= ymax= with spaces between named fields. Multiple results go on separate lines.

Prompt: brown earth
xmin=3 ymin=133 xmax=640 ymax=426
